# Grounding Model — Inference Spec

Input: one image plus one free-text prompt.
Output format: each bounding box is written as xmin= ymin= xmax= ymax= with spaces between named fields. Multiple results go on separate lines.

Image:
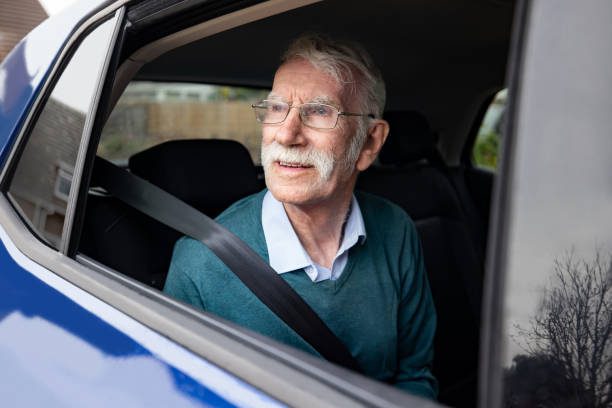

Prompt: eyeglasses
xmin=252 ymin=100 xmax=375 ymax=130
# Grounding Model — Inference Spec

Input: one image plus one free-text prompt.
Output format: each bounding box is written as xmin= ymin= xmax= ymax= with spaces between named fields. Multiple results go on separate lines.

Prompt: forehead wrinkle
xmin=266 ymin=91 xmax=340 ymax=108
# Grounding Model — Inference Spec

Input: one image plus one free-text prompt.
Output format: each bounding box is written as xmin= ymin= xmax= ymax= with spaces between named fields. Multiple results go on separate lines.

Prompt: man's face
xmin=261 ymin=58 xmax=362 ymax=207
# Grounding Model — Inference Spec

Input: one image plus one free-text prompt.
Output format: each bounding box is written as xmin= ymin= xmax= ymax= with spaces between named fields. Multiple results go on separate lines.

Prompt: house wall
xmin=0 ymin=0 xmax=47 ymax=62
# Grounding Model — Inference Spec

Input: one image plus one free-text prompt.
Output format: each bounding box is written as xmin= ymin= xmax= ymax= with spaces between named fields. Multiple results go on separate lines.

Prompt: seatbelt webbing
xmin=93 ymin=156 xmax=361 ymax=372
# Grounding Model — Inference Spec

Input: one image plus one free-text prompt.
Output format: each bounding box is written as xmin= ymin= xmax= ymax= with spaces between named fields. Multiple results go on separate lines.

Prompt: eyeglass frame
xmin=251 ymin=99 xmax=375 ymax=130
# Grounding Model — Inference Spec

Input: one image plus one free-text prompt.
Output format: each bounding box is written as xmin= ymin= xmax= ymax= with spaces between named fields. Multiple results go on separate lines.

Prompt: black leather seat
xmin=357 ymin=111 xmax=484 ymax=408
xmin=129 ymin=139 xmax=262 ymax=217
xmin=80 ymin=139 xmax=262 ymax=289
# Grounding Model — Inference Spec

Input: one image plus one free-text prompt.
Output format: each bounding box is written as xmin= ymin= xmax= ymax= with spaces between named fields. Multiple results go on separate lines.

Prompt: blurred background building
xmin=0 ymin=0 xmax=48 ymax=62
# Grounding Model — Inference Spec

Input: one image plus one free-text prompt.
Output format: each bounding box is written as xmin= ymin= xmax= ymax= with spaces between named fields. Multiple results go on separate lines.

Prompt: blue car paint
xmin=0 ymin=234 xmax=255 ymax=406
xmin=0 ymin=221 xmax=284 ymax=406
xmin=0 ymin=1 xmax=282 ymax=405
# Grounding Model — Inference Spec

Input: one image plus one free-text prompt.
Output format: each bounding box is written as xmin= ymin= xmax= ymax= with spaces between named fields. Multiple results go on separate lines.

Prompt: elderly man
xmin=164 ymin=34 xmax=437 ymax=399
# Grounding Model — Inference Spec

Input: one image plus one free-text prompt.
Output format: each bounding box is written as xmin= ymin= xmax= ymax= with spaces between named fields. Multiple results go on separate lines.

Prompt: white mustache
xmin=261 ymin=141 xmax=335 ymax=181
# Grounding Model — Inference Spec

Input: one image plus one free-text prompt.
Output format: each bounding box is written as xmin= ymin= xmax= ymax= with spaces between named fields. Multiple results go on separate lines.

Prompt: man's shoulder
xmin=171 ymin=234 xmax=220 ymax=273
xmin=213 ymin=189 xmax=268 ymax=254
xmin=216 ymin=189 xmax=266 ymax=226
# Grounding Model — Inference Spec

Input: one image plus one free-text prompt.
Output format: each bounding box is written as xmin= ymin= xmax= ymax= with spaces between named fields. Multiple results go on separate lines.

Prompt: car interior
xmin=74 ymin=1 xmax=516 ymax=406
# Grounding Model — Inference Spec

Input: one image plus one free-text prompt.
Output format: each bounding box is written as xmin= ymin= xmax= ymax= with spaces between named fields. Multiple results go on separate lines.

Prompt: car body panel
xmin=0 ymin=222 xmax=283 ymax=406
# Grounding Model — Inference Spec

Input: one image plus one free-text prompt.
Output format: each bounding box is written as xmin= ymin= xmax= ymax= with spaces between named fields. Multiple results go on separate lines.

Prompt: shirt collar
xmin=261 ymin=190 xmax=366 ymax=274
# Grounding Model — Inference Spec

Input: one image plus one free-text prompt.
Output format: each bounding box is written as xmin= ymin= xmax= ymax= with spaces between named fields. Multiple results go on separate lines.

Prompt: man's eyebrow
xmin=265 ymin=93 xmax=339 ymax=106
xmin=310 ymin=95 xmax=339 ymax=107
xmin=266 ymin=92 xmax=284 ymax=101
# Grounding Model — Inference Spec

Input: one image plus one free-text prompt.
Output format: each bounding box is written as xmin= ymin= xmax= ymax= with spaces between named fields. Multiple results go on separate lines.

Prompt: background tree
xmin=515 ymin=250 xmax=612 ymax=408
xmin=504 ymin=353 xmax=587 ymax=408
xmin=473 ymin=130 xmax=499 ymax=169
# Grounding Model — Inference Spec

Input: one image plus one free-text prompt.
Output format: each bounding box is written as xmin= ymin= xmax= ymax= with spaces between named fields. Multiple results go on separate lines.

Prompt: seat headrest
xmin=129 ymin=139 xmax=261 ymax=217
xmin=378 ymin=110 xmax=438 ymax=165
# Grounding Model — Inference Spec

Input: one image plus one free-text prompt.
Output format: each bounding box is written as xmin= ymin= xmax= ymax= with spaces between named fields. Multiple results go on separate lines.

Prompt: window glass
xmin=7 ymin=17 xmax=116 ymax=248
xmin=502 ymin=117 xmax=612 ymax=408
xmin=99 ymin=82 xmax=269 ymax=164
xmin=501 ymin=15 xmax=612 ymax=407
xmin=473 ymin=89 xmax=506 ymax=170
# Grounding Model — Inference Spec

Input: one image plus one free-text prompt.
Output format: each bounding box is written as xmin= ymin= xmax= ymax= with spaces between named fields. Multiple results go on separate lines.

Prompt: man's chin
xmin=266 ymin=182 xmax=328 ymax=207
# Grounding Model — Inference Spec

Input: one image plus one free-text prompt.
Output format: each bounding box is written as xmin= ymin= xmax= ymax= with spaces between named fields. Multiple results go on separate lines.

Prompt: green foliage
xmin=473 ymin=131 xmax=499 ymax=170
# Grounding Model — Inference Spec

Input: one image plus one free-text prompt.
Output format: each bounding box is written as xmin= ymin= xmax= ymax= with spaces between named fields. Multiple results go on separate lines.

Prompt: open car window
xmin=71 ymin=0 xmax=519 ymax=406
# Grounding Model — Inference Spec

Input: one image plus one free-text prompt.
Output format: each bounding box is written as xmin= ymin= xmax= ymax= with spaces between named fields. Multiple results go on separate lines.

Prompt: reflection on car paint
xmin=0 ymin=225 xmax=285 ymax=407
xmin=0 ymin=312 xmax=205 ymax=407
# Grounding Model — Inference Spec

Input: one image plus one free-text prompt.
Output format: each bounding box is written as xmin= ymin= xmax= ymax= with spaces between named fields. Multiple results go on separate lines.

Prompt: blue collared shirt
xmin=261 ymin=190 xmax=366 ymax=282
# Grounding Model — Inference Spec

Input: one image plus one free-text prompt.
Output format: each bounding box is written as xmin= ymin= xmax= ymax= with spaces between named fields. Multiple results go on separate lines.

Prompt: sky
xmin=38 ymin=0 xmax=78 ymax=16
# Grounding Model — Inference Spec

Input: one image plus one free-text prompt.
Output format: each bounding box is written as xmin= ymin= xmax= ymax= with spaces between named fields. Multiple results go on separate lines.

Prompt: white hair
xmin=281 ymin=33 xmax=386 ymax=119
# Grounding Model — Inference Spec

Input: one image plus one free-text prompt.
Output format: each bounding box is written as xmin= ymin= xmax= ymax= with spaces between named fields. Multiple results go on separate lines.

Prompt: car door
xmin=0 ymin=1 xmax=441 ymax=406
xmin=481 ymin=1 xmax=612 ymax=407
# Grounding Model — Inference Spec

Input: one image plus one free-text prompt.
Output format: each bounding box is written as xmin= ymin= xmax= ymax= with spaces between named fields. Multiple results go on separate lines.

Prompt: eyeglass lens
xmin=253 ymin=101 xmax=338 ymax=129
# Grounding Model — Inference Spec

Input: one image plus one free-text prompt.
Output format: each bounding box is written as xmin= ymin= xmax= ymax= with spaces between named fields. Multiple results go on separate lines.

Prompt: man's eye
xmin=268 ymin=103 xmax=285 ymax=113
xmin=304 ymin=104 xmax=333 ymax=117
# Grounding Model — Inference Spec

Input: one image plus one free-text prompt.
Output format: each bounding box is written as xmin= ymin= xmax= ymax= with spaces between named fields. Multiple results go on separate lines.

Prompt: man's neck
xmin=283 ymin=192 xmax=352 ymax=269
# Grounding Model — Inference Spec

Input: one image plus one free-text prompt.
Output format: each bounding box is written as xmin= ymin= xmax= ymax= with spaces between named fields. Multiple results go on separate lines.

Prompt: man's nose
xmin=274 ymin=107 xmax=304 ymax=146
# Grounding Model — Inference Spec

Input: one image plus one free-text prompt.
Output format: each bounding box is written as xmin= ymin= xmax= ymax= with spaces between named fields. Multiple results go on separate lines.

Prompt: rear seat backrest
xmin=129 ymin=139 xmax=263 ymax=217
xmin=377 ymin=111 xmax=444 ymax=167
xmin=80 ymin=139 xmax=262 ymax=289
xmin=357 ymin=111 xmax=484 ymax=408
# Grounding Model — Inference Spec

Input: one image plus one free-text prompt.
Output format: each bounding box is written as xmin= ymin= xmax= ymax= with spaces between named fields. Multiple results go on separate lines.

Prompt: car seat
xmin=357 ymin=111 xmax=484 ymax=408
xmin=80 ymin=139 xmax=262 ymax=289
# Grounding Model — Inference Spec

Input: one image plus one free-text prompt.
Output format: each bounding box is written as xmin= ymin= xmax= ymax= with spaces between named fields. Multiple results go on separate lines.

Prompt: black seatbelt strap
xmin=92 ymin=156 xmax=361 ymax=372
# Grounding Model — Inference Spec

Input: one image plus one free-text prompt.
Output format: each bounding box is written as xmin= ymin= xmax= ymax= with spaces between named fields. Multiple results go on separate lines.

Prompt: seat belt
xmin=92 ymin=156 xmax=361 ymax=372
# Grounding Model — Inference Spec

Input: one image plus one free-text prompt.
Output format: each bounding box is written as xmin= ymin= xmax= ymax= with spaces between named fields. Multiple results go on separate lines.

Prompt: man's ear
xmin=356 ymin=119 xmax=390 ymax=171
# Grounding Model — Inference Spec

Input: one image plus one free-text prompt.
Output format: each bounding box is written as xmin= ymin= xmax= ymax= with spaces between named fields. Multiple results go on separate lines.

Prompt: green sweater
xmin=164 ymin=190 xmax=437 ymax=400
